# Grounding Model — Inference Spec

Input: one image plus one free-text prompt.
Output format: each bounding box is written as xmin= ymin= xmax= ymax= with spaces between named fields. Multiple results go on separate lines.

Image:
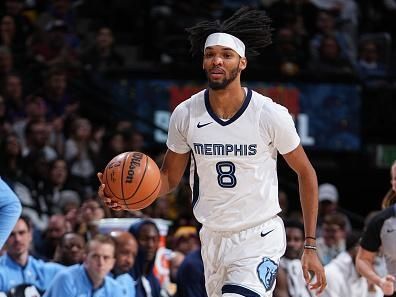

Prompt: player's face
xmin=115 ymin=239 xmax=138 ymax=273
xmin=203 ymin=45 xmax=247 ymax=90
xmin=285 ymin=227 xmax=304 ymax=259
xmin=84 ymin=242 xmax=115 ymax=280
xmin=6 ymin=219 xmax=32 ymax=257
xmin=391 ymin=164 xmax=396 ymax=192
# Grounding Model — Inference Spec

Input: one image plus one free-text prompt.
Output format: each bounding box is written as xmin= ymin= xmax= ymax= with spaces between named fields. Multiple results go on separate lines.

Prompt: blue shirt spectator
xmin=44 ymin=264 xmax=122 ymax=297
xmin=0 ymin=178 xmax=22 ymax=249
xmin=0 ymin=216 xmax=63 ymax=293
xmin=114 ymin=273 xmax=136 ymax=297
xmin=44 ymin=234 xmax=122 ymax=297
xmin=0 ymin=253 xmax=64 ymax=292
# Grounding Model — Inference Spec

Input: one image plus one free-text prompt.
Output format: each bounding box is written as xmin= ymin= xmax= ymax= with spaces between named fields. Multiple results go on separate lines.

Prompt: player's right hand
xmin=97 ymin=172 xmax=123 ymax=211
xmin=379 ymin=275 xmax=395 ymax=295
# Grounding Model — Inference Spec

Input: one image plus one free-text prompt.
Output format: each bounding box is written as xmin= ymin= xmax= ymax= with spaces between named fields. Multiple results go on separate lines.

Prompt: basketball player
xmin=98 ymin=8 xmax=326 ymax=297
xmin=0 ymin=178 xmax=22 ymax=249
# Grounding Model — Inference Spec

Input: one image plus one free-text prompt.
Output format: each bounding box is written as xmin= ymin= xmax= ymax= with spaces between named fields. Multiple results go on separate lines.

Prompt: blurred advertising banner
xmin=111 ymin=80 xmax=361 ymax=151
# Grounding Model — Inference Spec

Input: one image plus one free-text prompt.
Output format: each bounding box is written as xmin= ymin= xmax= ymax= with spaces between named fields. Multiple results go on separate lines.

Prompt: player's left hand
xmin=301 ymin=249 xmax=327 ymax=294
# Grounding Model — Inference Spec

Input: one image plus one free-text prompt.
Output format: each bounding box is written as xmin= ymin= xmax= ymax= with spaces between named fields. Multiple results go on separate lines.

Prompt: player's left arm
xmin=282 ymin=144 xmax=326 ymax=294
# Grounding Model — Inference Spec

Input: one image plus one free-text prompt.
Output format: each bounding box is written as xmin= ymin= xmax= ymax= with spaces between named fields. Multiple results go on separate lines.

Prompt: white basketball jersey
xmin=167 ymin=88 xmax=300 ymax=231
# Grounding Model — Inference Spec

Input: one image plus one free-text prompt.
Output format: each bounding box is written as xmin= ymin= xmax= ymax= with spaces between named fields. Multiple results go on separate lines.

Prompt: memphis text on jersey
xmin=193 ymin=143 xmax=257 ymax=156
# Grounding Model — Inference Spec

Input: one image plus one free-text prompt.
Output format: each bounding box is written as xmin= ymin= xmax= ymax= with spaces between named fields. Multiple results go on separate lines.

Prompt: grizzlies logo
xmin=257 ymin=257 xmax=278 ymax=291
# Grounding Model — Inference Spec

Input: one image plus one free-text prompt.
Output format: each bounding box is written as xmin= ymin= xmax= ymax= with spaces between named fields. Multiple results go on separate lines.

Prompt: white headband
xmin=204 ymin=33 xmax=245 ymax=58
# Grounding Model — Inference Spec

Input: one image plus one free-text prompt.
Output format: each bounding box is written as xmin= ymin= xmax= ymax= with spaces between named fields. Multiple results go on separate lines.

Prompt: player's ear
xmin=239 ymin=57 xmax=247 ymax=71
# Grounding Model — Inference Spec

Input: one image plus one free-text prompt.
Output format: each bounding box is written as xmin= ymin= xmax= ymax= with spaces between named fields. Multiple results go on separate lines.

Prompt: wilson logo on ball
xmin=125 ymin=152 xmax=143 ymax=183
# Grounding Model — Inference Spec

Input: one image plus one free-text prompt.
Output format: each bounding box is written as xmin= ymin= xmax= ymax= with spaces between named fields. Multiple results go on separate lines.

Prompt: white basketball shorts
xmin=200 ymin=216 xmax=286 ymax=297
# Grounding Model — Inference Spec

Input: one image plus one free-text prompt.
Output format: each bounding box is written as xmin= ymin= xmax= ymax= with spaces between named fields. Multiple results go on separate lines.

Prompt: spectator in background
xmin=0 ymin=95 xmax=13 ymax=138
xmin=0 ymin=15 xmax=26 ymax=58
xmin=81 ymin=26 xmax=124 ymax=75
xmin=33 ymin=214 xmax=67 ymax=261
xmin=308 ymin=34 xmax=356 ymax=79
xmin=12 ymin=95 xmax=47 ymax=150
xmin=274 ymin=220 xmax=311 ymax=297
xmin=318 ymin=183 xmax=339 ymax=223
xmin=44 ymin=158 xmax=82 ymax=213
xmin=0 ymin=132 xmax=24 ymax=185
xmin=176 ymin=248 xmax=207 ymax=297
xmin=36 ymin=0 xmax=77 ymax=32
xmin=4 ymin=0 xmax=34 ymax=42
xmin=110 ymin=231 xmax=138 ymax=297
xmin=172 ymin=226 xmax=200 ymax=255
xmin=22 ymin=119 xmax=57 ymax=161
xmin=266 ymin=27 xmax=307 ymax=77
xmin=41 ymin=67 xmax=79 ymax=120
xmin=18 ymin=150 xmax=52 ymax=230
xmin=0 ymin=46 xmax=15 ymax=83
xmin=2 ymin=73 xmax=25 ymax=122
xmin=64 ymin=117 xmax=99 ymax=197
xmin=278 ymin=189 xmax=289 ymax=220
xmin=75 ymin=198 xmax=104 ymax=237
xmin=322 ymin=231 xmax=382 ymax=297
xmin=95 ymin=130 xmax=126 ymax=174
xmin=309 ymin=10 xmax=356 ymax=62
xmin=317 ymin=213 xmax=348 ymax=265
xmin=43 ymin=234 xmax=122 ymax=297
xmin=356 ymin=40 xmax=388 ymax=87
xmin=129 ymin=220 xmax=162 ymax=297
xmin=0 ymin=216 xmax=64 ymax=293
xmin=29 ymin=20 xmax=80 ymax=71
xmin=52 ymin=232 xmax=86 ymax=266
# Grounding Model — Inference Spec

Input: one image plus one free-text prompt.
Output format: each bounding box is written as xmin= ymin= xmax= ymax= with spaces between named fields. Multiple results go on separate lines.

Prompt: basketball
xmin=103 ymin=152 xmax=161 ymax=210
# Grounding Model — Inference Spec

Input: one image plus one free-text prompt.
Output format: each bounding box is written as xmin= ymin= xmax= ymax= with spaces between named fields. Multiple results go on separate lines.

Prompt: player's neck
xmin=208 ymin=84 xmax=246 ymax=120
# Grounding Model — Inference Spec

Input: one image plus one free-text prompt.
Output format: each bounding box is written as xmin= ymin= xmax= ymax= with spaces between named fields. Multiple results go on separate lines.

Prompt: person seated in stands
xmin=356 ymin=40 xmax=388 ymax=87
xmin=129 ymin=220 xmax=162 ymax=297
xmin=43 ymin=234 xmax=122 ymax=296
xmin=81 ymin=26 xmax=125 ymax=74
xmin=33 ymin=214 xmax=68 ymax=261
xmin=52 ymin=232 xmax=86 ymax=266
xmin=274 ymin=220 xmax=311 ymax=297
xmin=308 ymin=34 xmax=356 ymax=79
xmin=316 ymin=213 xmax=348 ymax=265
xmin=0 ymin=216 xmax=64 ymax=294
xmin=110 ymin=231 xmax=138 ymax=297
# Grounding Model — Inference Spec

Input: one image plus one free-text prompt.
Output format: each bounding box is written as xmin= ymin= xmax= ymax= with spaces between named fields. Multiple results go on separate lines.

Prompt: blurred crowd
xmin=0 ymin=0 xmax=396 ymax=296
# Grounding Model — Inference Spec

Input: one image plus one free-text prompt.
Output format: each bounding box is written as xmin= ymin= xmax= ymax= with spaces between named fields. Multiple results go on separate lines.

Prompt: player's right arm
xmin=355 ymin=247 xmax=395 ymax=295
xmin=158 ymin=149 xmax=190 ymax=196
xmin=97 ymin=149 xmax=190 ymax=210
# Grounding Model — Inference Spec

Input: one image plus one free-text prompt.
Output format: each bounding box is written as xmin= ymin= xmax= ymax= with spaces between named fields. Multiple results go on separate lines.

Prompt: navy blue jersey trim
xmin=191 ymin=152 xmax=199 ymax=208
xmin=204 ymin=88 xmax=252 ymax=126
xmin=222 ymin=284 xmax=260 ymax=297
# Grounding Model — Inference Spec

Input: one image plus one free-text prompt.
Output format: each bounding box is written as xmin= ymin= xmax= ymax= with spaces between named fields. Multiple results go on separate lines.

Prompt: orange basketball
xmin=103 ymin=151 xmax=161 ymax=210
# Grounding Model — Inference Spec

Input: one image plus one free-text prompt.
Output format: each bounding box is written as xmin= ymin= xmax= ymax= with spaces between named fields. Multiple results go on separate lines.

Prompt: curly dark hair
xmin=186 ymin=7 xmax=273 ymax=57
